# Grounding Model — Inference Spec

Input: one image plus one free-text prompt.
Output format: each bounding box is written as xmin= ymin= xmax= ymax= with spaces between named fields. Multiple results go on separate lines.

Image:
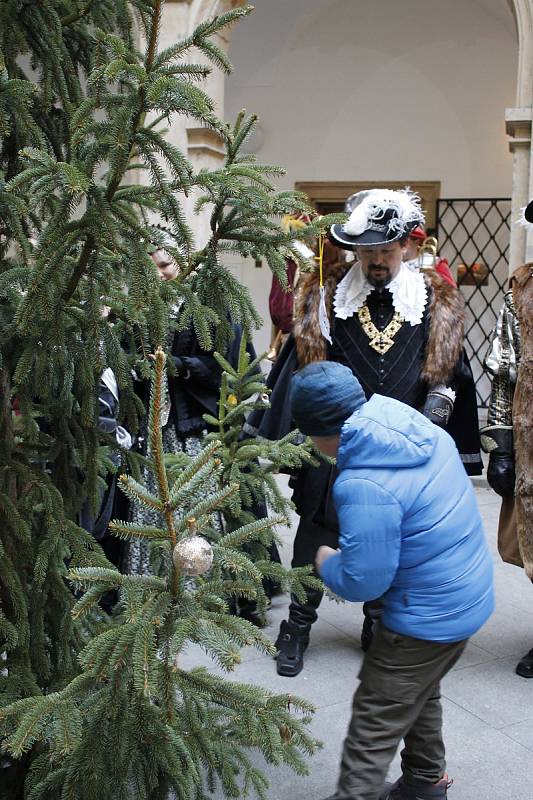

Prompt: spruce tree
xmin=203 ymin=337 xmax=322 ymax=620
xmin=1 ymin=346 xmax=321 ymax=800
xmin=0 ymin=2 xmax=340 ymax=796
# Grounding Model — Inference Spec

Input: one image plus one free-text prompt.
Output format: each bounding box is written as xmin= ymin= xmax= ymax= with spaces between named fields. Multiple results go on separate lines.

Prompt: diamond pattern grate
xmin=437 ymin=198 xmax=511 ymax=409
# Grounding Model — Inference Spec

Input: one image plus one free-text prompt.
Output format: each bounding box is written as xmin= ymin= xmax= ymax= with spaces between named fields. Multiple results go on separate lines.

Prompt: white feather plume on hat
xmin=344 ymin=188 xmax=425 ymax=237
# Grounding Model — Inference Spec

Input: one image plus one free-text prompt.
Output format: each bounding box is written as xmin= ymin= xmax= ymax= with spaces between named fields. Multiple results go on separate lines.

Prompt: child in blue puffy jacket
xmin=290 ymin=361 xmax=494 ymax=800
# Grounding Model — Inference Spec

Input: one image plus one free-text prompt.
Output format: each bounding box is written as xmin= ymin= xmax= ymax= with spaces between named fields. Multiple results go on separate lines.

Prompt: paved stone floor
xmin=184 ymin=482 xmax=533 ymax=799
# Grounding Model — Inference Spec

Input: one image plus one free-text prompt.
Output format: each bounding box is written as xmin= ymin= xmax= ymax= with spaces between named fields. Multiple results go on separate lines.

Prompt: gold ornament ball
xmin=173 ymin=536 xmax=213 ymax=576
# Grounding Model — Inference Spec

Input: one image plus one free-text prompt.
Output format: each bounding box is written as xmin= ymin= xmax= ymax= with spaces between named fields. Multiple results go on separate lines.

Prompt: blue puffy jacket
xmin=320 ymin=394 xmax=494 ymax=643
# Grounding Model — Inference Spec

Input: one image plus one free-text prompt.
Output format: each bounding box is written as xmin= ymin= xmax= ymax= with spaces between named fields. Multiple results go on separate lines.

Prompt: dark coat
xmin=168 ymin=327 xmax=223 ymax=436
xmin=133 ymin=326 xmax=254 ymax=441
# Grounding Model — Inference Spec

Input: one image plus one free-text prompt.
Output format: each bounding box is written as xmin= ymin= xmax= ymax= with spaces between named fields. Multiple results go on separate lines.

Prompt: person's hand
xmin=487 ymin=452 xmax=515 ymax=497
xmin=481 ymin=426 xmax=515 ymax=497
xmin=315 ymin=545 xmax=337 ymax=572
xmin=422 ymin=386 xmax=455 ymax=428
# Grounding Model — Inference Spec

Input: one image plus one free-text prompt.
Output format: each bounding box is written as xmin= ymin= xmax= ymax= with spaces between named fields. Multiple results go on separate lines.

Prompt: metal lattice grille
xmin=437 ymin=198 xmax=511 ymax=409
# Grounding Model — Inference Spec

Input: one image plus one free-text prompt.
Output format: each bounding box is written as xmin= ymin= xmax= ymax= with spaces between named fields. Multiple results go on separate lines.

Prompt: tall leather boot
xmin=275 ymin=620 xmax=311 ymax=677
xmin=361 ymin=605 xmax=374 ymax=653
xmin=274 ymin=584 xmax=324 ymax=677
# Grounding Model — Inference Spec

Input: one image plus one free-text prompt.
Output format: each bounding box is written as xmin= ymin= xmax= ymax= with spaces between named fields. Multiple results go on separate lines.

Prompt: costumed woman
xmin=126 ymin=250 xmax=280 ymax=623
xmin=125 ymin=249 xmax=226 ymax=575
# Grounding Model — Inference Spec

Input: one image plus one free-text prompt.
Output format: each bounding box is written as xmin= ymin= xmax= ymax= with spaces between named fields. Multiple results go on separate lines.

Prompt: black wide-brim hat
xmin=329 ymin=209 xmax=417 ymax=250
xmin=329 ymin=189 xmax=425 ymax=251
xmin=524 ymin=199 xmax=533 ymax=224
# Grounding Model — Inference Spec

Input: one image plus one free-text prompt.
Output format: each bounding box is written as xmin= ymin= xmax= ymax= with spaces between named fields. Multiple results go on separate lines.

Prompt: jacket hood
xmin=337 ymin=394 xmax=437 ymax=470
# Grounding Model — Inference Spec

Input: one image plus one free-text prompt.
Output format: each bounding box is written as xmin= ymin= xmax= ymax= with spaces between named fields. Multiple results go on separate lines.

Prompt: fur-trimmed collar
xmin=293 ymin=265 xmax=464 ymax=388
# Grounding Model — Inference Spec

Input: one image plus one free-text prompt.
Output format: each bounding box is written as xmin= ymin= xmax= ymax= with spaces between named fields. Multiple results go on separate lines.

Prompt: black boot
xmin=235 ymin=596 xmax=269 ymax=628
xmin=516 ymin=647 xmax=533 ymax=678
xmin=275 ymin=620 xmax=310 ymax=677
xmin=361 ymin=612 xmax=374 ymax=652
xmin=380 ymin=773 xmax=452 ymax=799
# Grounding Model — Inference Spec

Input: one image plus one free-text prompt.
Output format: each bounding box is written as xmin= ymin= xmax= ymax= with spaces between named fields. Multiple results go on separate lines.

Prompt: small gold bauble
xmin=172 ymin=535 xmax=213 ymax=576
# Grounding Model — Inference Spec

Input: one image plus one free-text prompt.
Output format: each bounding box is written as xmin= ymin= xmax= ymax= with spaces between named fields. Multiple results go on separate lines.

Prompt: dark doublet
xmin=329 ymin=287 xmax=430 ymax=410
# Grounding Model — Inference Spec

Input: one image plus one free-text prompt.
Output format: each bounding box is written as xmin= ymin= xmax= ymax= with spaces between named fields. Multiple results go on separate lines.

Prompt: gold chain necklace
xmin=357 ymin=305 xmax=404 ymax=354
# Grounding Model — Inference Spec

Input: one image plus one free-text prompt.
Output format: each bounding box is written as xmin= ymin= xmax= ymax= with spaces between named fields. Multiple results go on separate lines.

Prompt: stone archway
xmin=187 ymin=0 xmax=533 ymax=268
xmin=168 ymin=0 xmax=533 ymax=266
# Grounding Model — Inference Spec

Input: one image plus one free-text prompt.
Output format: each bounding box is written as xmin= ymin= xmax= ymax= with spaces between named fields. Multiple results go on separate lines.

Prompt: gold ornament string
xmin=317 ymin=232 xmax=326 ymax=288
xmin=316 ymin=232 xmax=332 ymax=343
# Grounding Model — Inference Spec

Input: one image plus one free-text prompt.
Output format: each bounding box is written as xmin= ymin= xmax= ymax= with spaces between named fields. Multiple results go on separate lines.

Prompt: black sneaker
xmin=516 ymin=647 xmax=533 ymax=678
xmin=274 ymin=620 xmax=310 ymax=677
xmin=380 ymin=774 xmax=452 ymax=799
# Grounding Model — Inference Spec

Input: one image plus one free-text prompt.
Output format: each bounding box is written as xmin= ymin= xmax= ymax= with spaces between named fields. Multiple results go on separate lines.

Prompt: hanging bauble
xmin=172 ymin=518 xmax=213 ymax=576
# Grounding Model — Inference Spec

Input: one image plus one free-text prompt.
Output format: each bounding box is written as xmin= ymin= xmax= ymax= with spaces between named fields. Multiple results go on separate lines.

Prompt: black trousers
xmin=288 ymin=516 xmax=339 ymax=626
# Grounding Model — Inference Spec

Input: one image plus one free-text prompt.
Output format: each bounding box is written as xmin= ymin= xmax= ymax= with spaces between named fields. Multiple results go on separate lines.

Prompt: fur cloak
xmin=293 ymin=261 xmax=465 ymax=387
xmin=248 ymin=263 xmax=482 ymax=486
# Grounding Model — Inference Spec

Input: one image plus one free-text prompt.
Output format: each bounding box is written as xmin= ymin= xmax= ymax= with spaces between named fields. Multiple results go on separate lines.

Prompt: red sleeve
xmin=436 ymin=258 xmax=457 ymax=288
xmin=268 ymin=259 xmax=297 ymax=332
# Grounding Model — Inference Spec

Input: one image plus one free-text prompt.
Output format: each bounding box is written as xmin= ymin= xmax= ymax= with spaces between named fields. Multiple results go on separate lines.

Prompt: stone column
xmin=506 ymin=109 xmax=532 ymax=270
xmin=162 ymin=0 xmax=246 ymax=246
xmin=507 ymin=0 xmax=533 ymax=271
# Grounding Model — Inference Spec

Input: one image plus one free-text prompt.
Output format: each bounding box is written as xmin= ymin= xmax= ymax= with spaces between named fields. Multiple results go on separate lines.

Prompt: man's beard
xmin=366 ymin=265 xmax=392 ymax=288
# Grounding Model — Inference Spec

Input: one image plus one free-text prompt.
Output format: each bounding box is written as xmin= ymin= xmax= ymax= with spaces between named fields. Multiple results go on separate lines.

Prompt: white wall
xmin=223 ymin=0 xmax=518 ymax=353
xmin=226 ymin=0 xmax=517 ymax=195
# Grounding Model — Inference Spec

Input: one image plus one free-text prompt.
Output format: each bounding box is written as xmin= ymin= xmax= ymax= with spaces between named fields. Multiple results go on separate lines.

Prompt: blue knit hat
xmin=290 ymin=361 xmax=366 ymax=436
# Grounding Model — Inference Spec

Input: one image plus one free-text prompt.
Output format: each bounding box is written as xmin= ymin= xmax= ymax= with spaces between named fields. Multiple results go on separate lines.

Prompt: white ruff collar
xmin=334 ymin=261 xmax=428 ymax=326
xmin=404 ymin=257 xmax=419 ymax=273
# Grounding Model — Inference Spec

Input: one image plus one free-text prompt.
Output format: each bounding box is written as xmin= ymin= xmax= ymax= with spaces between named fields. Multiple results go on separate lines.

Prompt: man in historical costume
xmin=250 ymin=188 xmax=482 ymax=677
xmin=481 ymin=199 xmax=533 ymax=678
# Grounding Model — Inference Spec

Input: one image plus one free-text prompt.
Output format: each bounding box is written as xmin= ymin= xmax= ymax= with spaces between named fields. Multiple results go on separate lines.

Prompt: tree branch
xmin=60 ymin=0 xmax=98 ymax=27
xmin=63 ymin=0 xmax=163 ymax=301
xmin=62 ymin=235 xmax=95 ymax=301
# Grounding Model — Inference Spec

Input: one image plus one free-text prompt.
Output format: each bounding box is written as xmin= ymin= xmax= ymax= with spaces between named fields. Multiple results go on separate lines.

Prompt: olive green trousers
xmin=334 ymin=623 xmax=467 ymax=800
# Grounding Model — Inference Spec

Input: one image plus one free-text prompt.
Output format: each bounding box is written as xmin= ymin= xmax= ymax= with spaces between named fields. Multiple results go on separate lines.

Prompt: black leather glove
xmin=481 ymin=426 xmax=515 ymax=497
xmin=171 ymin=355 xmax=186 ymax=377
xmin=422 ymin=386 xmax=455 ymax=428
